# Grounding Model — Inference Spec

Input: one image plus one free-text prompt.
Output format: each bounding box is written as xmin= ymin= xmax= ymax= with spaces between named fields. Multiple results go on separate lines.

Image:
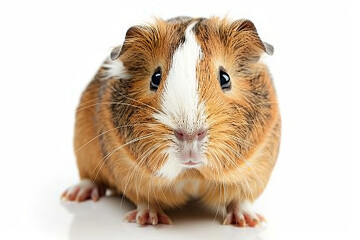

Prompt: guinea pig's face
xmin=107 ymin=18 xmax=275 ymax=180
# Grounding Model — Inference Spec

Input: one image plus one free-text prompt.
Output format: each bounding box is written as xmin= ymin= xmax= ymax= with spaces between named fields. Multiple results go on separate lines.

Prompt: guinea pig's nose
xmin=174 ymin=129 xmax=207 ymax=141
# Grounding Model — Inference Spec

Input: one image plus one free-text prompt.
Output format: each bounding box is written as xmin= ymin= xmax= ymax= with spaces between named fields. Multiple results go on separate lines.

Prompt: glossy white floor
xmin=59 ymin=197 xmax=267 ymax=240
xmin=0 ymin=1 xmax=358 ymax=239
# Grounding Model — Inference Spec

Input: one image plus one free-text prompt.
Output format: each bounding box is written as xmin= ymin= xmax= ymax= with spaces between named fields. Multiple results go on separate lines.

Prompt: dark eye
xmin=219 ymin=70 xmax=231 ymax=90
xmin=150 ymin=68 xmax=161 ymax=91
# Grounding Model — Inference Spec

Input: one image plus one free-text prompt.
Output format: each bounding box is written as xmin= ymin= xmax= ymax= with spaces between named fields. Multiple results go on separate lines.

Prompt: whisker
xmin=75 ymin=125 xmax=134 ymax=154
xmin=110 ymin=86 xmax=162 ymax=114
xmin=76 ymin=102 xmax=152 ymax=113
xmin=146 ymin=143 xmax=178 ymax=208
xmin=135 ymin=142 xmax=163 ymax=201
xmin=241 ymin=101 xmax=278 ymax=109
xmin=147 ymin=145 xmax=171 ymax=214
xmin=222 ymin=143 xmax=264 ymax=191
xmin=209 ymin=152 xmax=225 ymax=223
xmin=92 ymin=133 xmax=154 ymax=182
xmin=229 ymin=136 xmax=254 ymax=150
xmin=211 ymin=146 xmax=252 ymax=199
xmin=122 ymin=140 xmax=163 ymax=203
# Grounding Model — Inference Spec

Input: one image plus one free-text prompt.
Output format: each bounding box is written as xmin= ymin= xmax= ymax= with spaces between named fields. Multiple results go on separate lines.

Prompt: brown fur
xmin=73 ymin=17 xmax=280 ymax=214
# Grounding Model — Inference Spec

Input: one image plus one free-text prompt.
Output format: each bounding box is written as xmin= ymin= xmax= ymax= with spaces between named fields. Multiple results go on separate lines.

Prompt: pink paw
xmin=124 ymin=204 xmax=172 ymax=226
xmin=223 ymin=201 xmax=266 ymax=227
xmin=61 ymin=179 xmax=106 ymax=202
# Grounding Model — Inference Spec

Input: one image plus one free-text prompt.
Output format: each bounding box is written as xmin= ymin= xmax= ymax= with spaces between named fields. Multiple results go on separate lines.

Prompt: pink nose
xmin=174 ymin=129 xmax=207 ymax=141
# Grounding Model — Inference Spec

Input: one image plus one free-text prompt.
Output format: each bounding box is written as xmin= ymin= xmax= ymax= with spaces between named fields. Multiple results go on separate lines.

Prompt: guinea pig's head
xmin=106 ymin=17 xmax=276 ymax=182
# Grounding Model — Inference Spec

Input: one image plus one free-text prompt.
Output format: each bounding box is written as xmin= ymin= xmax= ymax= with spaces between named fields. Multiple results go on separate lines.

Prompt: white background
xmin=0 ymin=0 xmax=358 ymax=239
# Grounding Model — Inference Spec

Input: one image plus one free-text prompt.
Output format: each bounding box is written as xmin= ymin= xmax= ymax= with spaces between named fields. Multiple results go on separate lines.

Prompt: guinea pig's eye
xmin=219 ymin=70 xmax=231 ymax=90
xmin=150 ymin=68 xmax=161 ymax=91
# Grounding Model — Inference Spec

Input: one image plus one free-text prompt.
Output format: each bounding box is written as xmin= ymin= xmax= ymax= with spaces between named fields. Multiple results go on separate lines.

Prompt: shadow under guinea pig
xmin=61 ymin=196 xmax=265 ymax=240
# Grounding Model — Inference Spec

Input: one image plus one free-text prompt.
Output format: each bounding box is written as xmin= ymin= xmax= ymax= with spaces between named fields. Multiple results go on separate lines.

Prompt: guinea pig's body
xmin=62 ymin=17 xmax=281 ymax=227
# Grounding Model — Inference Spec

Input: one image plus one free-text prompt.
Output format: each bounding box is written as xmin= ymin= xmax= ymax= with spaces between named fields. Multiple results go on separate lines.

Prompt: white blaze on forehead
xmin=153 ymin=22 xmax=206 ymax=133
xmin=154 ymin=22 xmax=207 ymax=180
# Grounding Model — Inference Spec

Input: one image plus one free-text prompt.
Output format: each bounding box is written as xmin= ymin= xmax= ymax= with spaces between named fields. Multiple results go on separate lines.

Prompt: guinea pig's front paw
xmin=223 ymin=201 xmax=266 ymax=227
xmin=61 ymin=179 xmax=106 ymax=202
xmin=124 ymin=203 xmax=172 ymax=226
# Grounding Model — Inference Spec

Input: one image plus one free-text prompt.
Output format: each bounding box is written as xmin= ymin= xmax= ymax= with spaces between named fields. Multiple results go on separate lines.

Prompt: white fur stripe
xmin=154 ymin=22 xmax=207 ymax=180
xmin=153 ymin=22 xmax=205 ymax=133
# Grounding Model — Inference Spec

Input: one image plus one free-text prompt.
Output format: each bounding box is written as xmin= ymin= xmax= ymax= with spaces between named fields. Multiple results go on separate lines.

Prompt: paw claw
xmin=257 ymin=213 xmax=266 ymax=222
xmin=61 ymin=179 xmax=105 ymax=202
xmin=159 ymin=214 xmax=172 ymax=225
xmin=149 ymin=210 xmax=158 ymax=225
xmin=224 ymin=201 xmax=265 ymax=228
xmin=235 ymin=214 xmax=246 ymax=227
xmin=67 ymin=186 xmax=80 ymax=201
xmin=91 ymin=188 xmax=99 ymax=201
xmin=124 ymin=206 xmax=172 ymax=226
xmin=124 ymin=210 xmax=137 ymax=223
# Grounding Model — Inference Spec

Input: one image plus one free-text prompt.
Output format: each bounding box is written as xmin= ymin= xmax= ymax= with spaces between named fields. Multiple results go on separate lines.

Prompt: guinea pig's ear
xmin=109 ymin=25 xmax=146 ymax=61
xmin=232 ymin=19 xmax=274 ymax=56
xmin=110 ymin=45 xmax=122 ymax=61
xmin=263 ymin=42 xmax=274 ymax=56
xmin=125 ymin=26 xmax=144 ymax=37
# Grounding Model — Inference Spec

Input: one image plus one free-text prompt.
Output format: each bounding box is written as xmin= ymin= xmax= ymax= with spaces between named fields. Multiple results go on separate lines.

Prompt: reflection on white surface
xmin=61 ymin=196 xmax=266 ymax=240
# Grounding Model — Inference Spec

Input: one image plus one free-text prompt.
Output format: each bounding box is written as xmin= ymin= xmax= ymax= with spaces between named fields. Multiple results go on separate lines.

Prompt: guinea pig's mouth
xmin=183 ymin=160 xmax=198 ymax=165
xmin=181 ymin=160 xmax=204 ymax=168
xmin=178 ymin=150 xmax=204 ymax=168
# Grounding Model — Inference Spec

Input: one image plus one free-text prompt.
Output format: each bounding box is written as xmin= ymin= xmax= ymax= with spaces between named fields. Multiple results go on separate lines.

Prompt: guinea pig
xmin=61 ymin=16 xmax=281 ymax=227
